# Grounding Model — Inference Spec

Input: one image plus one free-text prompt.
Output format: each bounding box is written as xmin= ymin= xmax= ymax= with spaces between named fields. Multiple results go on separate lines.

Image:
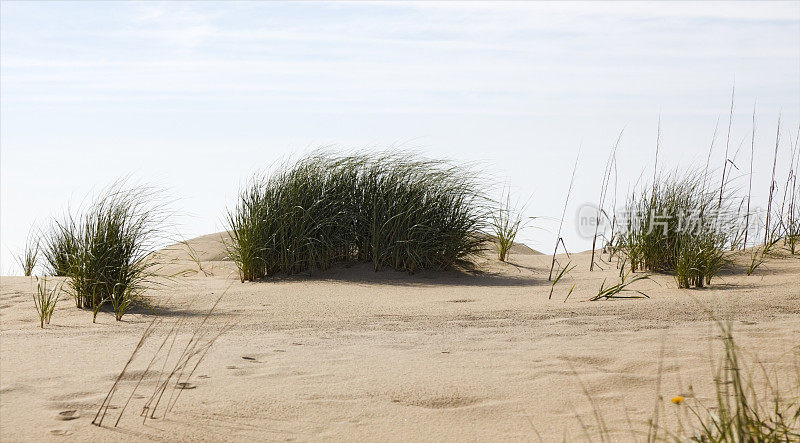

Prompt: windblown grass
xmin=93 ymin=288 xmax=231 ymax=428
xmin=16 ymin=228 xmax=40 ymax=277
xmin=491 ymin=190 xmax=526 ymax=262
xmin=43 ymin=217 xmax=80 ymax=277
xmin=784 ymin=209 xmax=800 ymax=255
xmin=549 ymin=260 xmax=576 ymax=301
xmin=742 ymin=103 xmax=757 ymax=249
xmin=43 ymin=182 xmax=169 ymax=321
xmin=589 ymin=265 xmax=652 ymax=301
xmin=33 ymin=276 xmax=61 ymax=328
xmin=778 ymin=126 xmax=800 ymax=254
xmin=686 ymin=322 xmax=800 ymax=441
xmin=746 ymin=237 xmax=781 ymax=275
xmin=549 ymin=148 xmax=580 ymax=283
xmin=575 ymin=321 xmax=799 ymax=441
xmin=764 ymin=117 xmax=781 ymax=246
xmin=615 ymin=171 xmax=732 ymax=288
xmin=655 ymin=321 xmax=800 ymax=441
xmin=181 ymin=240 xmax=211 ymax=276
xmin=226 ymin=152 xmax=489 ymax=280
xmin=590 ymin=132 xmax=622 ymax=271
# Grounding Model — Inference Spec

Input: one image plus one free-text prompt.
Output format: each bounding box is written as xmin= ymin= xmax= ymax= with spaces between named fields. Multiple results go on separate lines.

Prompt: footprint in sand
xmin=393 ymin=393 xmax=482 ymax=409
xmin=56 ymin=410 xmax=80 ymax=421
xmin=50 ymin=429 xmax=73 ymax=436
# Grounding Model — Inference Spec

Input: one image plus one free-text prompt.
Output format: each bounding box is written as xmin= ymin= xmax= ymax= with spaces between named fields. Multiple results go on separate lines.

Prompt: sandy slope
xmin=1 ymin=234 xmax=799 ymax=442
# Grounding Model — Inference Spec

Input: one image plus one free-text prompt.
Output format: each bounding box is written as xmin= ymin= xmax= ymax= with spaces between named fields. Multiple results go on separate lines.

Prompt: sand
xmin=1 ymin=234 xmax=799 ymax=441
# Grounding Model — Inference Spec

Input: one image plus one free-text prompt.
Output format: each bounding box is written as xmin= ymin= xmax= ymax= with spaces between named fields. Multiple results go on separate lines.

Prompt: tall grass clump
xmin=43 ymin=183 xmax=169 ymax=321
xmin=615 ymin=171 xmax=731 ymax=288
xmin=226 ymin=152 xmax=488 ymax=281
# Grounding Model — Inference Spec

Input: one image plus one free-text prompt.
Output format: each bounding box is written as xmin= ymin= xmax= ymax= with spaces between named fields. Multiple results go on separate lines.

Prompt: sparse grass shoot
xmin=181 ymin=240 xmax=211 ymax=276
xmin=491 ymin=190 xmax=526 ymax=262
xmin=33 ymin=276 xmax=61 ymax=328
xmin=549 ymin=260 xmax=575 ymax=301
xmin=589 ymin=267 xmax=652 ymax=301
xmin=746 ymin=237 xmax=780 ymax=275
xmin=16 ymin=229 xmax=40 ymax=277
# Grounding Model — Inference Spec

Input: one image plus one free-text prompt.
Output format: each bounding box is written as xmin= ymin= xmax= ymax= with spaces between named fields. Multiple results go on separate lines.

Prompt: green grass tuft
xmin=589 ymin=265 xmax=652 ymax=301
xmin=43 ymin=218 xmax=80 ymax=277
xmin=33 ymin=276 xmax=61 ymax=328
xmin=549 ymin=260 xmax=576 ymax=301
xmin=16 ymin=229 xmax=40 ymax=277
xmin=615 ymin=171 xmax=732 ymax=289
xmin=490 ymin=190 xmax=526 ymax=262
xmin=42 ymin=182 xmax=169 ymax=321
xmin=226 ymin=152 xmax=489 ymax=280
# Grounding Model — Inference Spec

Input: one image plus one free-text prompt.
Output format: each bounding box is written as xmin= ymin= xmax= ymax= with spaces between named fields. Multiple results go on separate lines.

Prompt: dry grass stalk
xmin=548 ymin=148 xmax=580 ymax=285
xmin=743 ymin=103 xmax=756 ymax=248
xmin=765 ymin=116 xmax=781 ymax=245
xmin=590 ymin=131 xmax=623 ymax=271
xmin=92 ymin=287 xmax=230 ymax=428
xmin=719 ymin=84 xmax=736 ymax=208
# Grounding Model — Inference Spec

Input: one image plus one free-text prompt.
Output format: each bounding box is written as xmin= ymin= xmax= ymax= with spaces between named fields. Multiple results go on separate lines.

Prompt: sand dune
xmin=1 ymin=235 xmax=799 ymax=441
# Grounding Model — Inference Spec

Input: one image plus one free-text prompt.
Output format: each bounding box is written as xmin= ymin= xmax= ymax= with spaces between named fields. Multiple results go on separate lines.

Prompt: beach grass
xmin=490 ymin=190 xmax=525 ymax=262
xmin=660 ymin=321 xmax=799 ymax=441
xmin=614 ymin=171 xmax=732 ymax=288
xmin=576 ymin=321 xmax=799 ymax=441
xmin=181 ymin=240 xmax=211 ymax=276
xmin=93 ymin=289 xmax=231 ymax=427
xmin=778 ymin=126 xmax=800 ymax=254
xmin=226 ymin=152 xmax=489 ymax=280
xmin=32 ymin=276 xmax=61 ymax=328
xmin=16 ymin=229 xmax=40 ymax=277
xmin=43 ymin=217 xmax=80 ymax=277
xmin=549 ymin=260 xmax=576 ymax=301
xmin=42 ymin=182 xmax=169 ymax=321
xmin=589 ymin=265 xmax=652 ymax=301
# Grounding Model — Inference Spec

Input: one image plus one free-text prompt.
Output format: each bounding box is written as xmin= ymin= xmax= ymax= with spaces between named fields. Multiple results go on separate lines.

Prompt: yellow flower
xmin=671 ymin=396 xmax=685 ymax=405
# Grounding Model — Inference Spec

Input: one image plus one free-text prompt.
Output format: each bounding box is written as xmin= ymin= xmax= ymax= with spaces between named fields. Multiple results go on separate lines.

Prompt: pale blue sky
xmin=2 ymin=1 xmax=799 ymax=274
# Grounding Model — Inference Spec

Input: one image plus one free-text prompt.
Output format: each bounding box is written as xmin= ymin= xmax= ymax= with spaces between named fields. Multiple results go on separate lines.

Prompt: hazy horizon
xmin=2 ymin=1 xmax=799 ymax=275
